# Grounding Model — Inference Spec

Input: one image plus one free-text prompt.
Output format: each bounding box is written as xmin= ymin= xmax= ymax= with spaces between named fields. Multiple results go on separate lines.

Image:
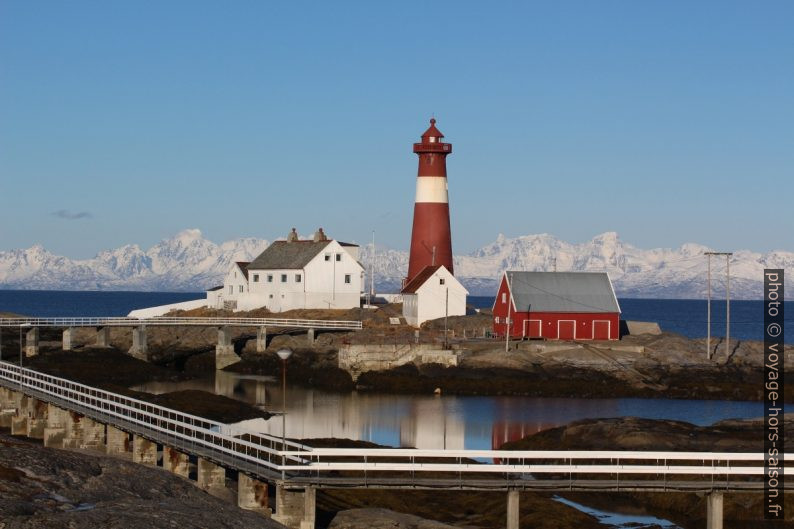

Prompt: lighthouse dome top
xmin=421 ymin=118 xmax=444 ymax=142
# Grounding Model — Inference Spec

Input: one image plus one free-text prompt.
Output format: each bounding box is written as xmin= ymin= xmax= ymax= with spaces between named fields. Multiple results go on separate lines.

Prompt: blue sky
xmin=1 ymin=1 xmax=792 ymax=258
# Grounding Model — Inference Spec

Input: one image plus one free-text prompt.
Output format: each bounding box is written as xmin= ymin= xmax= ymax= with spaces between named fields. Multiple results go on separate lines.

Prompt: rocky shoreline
xmin=0 ymin=432 xmax=282 ymax=529
xmin=502 ymin=416 xmax=794 ymax=529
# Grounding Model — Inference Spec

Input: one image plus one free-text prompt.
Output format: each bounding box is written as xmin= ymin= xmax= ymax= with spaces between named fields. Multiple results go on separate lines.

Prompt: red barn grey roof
xmin=505 ymin=271 xmax=621 ymax=313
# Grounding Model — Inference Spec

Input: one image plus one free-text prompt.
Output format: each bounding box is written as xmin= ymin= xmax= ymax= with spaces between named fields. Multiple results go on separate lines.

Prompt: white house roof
xmin=505 ymin=271 xmax=620 ymax=313
xmin=401 ymin=265 xmax=467 ymax=294
xmin=401 ymin=265 xmax=442 ymax=294
xmin=247 ymin=240 xmax=332 ymax=270
xmin=235 ymin=261 xmax=250 ymax=280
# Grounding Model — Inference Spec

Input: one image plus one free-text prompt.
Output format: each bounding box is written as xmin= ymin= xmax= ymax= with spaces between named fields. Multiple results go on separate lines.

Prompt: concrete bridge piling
xmin=25 ymin=327 xmax=39 ymax=357
xmin=198 ymin=457 xmax=228 ymax=498
xmin=707 ymin=491 xmax=723 ymax=529
xmin=132 ymin=435 xmax=157 ymax=465
xmin=215 ymin=326 xmax=240 ymax=370
xmin=96 ymin=326 xmax=110 ymax=348
xmin=257 ymin=326 xmax=268 ymax=352
xmin=165 ymin=446 xmax=190 ymax=478
xmin=44 ymin=403 xmax=68 ymax=448
xmin=25 ymin=396 xmax=48 ymax=439
xmin=273 ymin=484 xmax=316 ymax=529
xmin=106 ymin=425 xmax=130 ymax=456
xmin=129 ymin=326 xmax=148 ymax=360
xmin=506 ymin=490 xmax=519 ymax=529
xmin=239 ymin=474 xmax=271 ymax=516
xmin=62 ymin=327 xmax=74 ymax=351
xmin=0 ymin=387 xmax=16 ymax=428
xmin=72 ymin=415 xmax=105 ymax=451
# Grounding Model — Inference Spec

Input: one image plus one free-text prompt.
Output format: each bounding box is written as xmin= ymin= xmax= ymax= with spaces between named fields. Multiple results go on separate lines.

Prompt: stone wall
xmin=338 ymin=344 xmax=460 ymax=381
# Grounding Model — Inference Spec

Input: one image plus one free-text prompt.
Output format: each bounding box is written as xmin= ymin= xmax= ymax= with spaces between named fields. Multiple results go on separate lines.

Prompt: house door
xmin=524 ymin=319 xmax=542 ymax=338
xmin=557 ymin=320 xmax=576 ymax=340
xmin=593 ymin=320 xmax=611 ymax=340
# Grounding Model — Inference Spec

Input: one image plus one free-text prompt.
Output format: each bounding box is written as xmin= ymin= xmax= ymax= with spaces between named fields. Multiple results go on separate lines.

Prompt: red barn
xmin=492 ymin=271 xmax=621 ymax=341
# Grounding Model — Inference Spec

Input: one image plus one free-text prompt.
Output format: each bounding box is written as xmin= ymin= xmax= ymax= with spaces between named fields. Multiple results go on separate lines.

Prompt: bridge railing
xmin=278 ymin=447 xmax=793 ymax=488
xmin=0 ymin=317 xmax=362 ymax=330
xmin=0 ymin=362 xmax=309 ymax=474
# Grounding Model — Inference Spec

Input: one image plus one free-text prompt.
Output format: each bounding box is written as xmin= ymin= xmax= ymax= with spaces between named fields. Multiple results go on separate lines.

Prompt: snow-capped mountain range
xmin=0 ymin=229 xmax=791 ymax=298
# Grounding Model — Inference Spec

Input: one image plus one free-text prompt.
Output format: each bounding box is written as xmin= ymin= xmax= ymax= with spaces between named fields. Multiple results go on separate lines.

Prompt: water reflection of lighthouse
xmin=149 ymin=373 xmax=619 ymax=449
xmin=399 ymin=398 xmax=465 ymax=450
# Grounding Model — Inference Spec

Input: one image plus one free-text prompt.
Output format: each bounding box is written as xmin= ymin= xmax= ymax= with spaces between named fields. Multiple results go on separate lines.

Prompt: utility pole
xmin=706 ymin=253 xmax=711 ymax=359
xmin=444 ymin=287 xmax=449 ymax=349
xmin=704 ymin=252 xmax=733 ymax=360
xmin=370 ymin=231 xmax=375 ymax=305
xmin=726 ymin=255 xmax=731 ymax=357
xmin=505 ymin=288 xmax=512 ymax=353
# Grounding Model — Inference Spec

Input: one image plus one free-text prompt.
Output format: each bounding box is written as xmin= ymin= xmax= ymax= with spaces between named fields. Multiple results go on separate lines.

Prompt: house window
xmin=295 ymin=274 xmax=301 ymax=282
xmin=267 ymin=274 xmax=273 ymax=283
xmin=239 ymin=285 xmax=244 ymax=293
xmin=502 ymin=292 xmax=506 ymax=303
xmin=281 ymin=274 xmax=287 ymax=283
xmin=325 ymin=254 xmax=331 ymax=261
xmin=439 ymin=278 xmax=445 ymax=285
xmin=344 ymin=274 xmax=351 ymax=284
xmin=336 ymin=253 xmax=341 ymax=262
xmin=253 ymin=274 xmax=259 ymax=282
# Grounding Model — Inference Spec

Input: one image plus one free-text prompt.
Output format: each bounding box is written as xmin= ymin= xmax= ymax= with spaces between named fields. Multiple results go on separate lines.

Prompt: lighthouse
xmin=406 ymin=118 xmax=454 ymax=284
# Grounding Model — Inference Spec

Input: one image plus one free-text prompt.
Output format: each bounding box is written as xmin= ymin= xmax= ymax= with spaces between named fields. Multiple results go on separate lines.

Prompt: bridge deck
xmin=0 ymin=316 xmax=362 ymax=330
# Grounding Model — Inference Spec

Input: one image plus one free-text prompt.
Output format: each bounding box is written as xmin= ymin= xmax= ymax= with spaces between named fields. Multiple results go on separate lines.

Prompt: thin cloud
xmin=52 ymin=210 xmax=93 ymax=220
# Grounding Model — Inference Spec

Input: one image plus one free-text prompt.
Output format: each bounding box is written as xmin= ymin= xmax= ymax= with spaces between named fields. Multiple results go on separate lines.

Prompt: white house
xmin=208 ymin=228 xmax=364 ymax=312
xmin=401 ymin=265 xmax=468 ymax=327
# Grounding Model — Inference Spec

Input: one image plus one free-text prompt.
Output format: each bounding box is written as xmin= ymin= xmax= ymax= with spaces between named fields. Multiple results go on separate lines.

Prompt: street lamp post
xmin=276 ymin=348 xmax=292 ymax=480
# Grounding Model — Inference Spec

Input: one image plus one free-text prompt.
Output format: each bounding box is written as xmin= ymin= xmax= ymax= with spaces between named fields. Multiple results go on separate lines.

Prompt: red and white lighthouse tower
xmin=406 ymin=118 xmax=454 ymax=284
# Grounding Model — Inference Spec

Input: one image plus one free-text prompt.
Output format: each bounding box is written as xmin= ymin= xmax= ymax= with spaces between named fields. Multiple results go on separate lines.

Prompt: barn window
xmin=239 ymin=285 xmax=244 ymax=293
xmin=269 ymin=294 xmax=273 ymax=299
xmin=325 ymin=254 xmax=331 ymax=261
xmin=344 ymin=274 xmax=351 ymax=284
xmin=281 ymin=274 xmax=287 ymax=283
xmin=228 ymin=285 xmax=233 ymax=294
xmin=502 ymin=293 xmax=506 ymax=303
xmin=336 ymin=253 xmax=342 ymax=262
xmin=495 ymin=317 xmax=500 ymax=324
xmin=295 ymin=274 xmax=302 ymax=282
xmin=439 ymin=278 xmax=445 ymax=285
xmin=267 ymin=274 xmax=273 ymax=283
xmin=253 ymin=274 xmax=259 ymax=282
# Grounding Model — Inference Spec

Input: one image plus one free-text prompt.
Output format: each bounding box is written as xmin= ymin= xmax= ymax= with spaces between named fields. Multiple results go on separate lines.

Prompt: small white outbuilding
xmin=401 ymin=265 xmax=468 ymax=327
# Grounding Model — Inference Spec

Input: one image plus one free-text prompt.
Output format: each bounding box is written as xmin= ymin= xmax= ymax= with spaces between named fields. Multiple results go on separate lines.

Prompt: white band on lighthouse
xmin=415 ymin=177 xmax=449 ymax=203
